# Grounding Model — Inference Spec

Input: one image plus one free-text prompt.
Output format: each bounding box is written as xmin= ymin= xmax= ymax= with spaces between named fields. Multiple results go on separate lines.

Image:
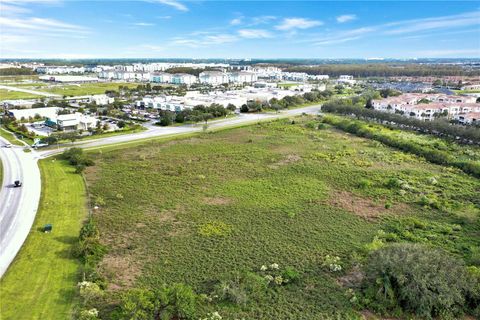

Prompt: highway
xmin=0 ymin=139 xmax=41 ymax=278
xmin=0 ymin=104 xmax=321 ymax=278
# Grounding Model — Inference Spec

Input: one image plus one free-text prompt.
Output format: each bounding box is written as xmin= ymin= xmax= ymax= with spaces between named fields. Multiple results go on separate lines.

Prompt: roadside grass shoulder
xmin=0 ymin=159 xmax=87 ymax=320
xmin=0 ymin=127 xmax=26 ymax=146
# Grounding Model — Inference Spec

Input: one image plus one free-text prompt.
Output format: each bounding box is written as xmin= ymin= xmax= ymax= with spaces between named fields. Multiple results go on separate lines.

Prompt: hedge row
xmin=321 ymin=115 xmax=480 ymax=178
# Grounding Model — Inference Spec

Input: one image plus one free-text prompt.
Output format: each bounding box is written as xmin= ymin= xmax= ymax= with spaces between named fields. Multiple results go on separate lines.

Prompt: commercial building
xmin=45 ymin=113 xmax=97 ymax=131
xmin=8 ymin=107 xmax=60 ymax=120
xmin=39 ymin=75 xmax=99 ymax=83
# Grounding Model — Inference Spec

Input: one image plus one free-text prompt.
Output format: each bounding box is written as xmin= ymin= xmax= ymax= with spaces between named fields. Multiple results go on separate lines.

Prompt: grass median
xmin=0 ymin=159 xmax=87 ymax=320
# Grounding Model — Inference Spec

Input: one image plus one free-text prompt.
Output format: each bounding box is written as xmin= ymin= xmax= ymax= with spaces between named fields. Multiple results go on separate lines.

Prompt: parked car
xmin=13 ymin=180 xmax=22 ymax=188
xmin=3 ymin=143 xmax=12 ymax=148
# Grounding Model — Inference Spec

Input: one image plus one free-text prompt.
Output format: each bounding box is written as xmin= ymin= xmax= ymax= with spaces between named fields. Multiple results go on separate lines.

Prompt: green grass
xmin=38 ymin=82 xmax=140 ymax=97
xmin=0 ymin=160 xmax=87 ymax=320
xmin=454 ymin=89 xmax=480 ymax=94
xmin=83 ymin=116 xmax=480 ymax=319
xmin=0 ymin=75 xmax=39 ymax=83
xmin=0 ymin=127 xmax=25 ymax=146
xmin=278 ymin=83 xmax=299 ymax=88
xmin=0 ymin=89 xmax=38 ymax=100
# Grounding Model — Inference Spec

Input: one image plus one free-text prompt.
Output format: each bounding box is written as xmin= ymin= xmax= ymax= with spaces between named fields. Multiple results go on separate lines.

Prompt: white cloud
xmin=138 ymin=44 xmax=164 ymax=52
xmin=314 ymin=36 xmax=361 ymax=45
xmin=385 ymin=11 xmax=480 ymax=34
xmin=230 ymin=17 xmax=243 ymax=25
xmin=250 ymin=15 xmax=276 ymax=26
xmin=275 ymin=18 xmax=323 ymax=31
xmin=0 ymin=16 xmax=89 ymax=33
xmin=157 ymin=15 xmax=171 ymax=19
xmin=171 ymin=33 xmax=238 ymax=47
xmin=336 ymin=14 xmax=356 ymax=23
xmin=0 ymin=34 xmax=30 ymax=43
xmin=238 ymin=29 xmax=272 ymax=39
xmin=0 ymin=3 xmax=31 ymax=14
xmin=133 ymin=22 xmax=155 ymax=26
xmin=204 ymin=34 xmax=238 ymax=44
xmin=149 ymin=0 xmax=188 ymax=12
xmin=414 ymin=49 xmax=480 ymax=57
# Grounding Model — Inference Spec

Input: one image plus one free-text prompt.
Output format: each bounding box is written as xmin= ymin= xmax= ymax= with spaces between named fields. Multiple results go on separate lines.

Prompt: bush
xmin=213 ymin=271 xmax=267 ymax=305
xmin=118 ymin=284 xmax=199 ymax=320
xmin=362 ymin=243 xmax=473 ymax=319
xmin=61 ymin=148 xmax=95 ymax=171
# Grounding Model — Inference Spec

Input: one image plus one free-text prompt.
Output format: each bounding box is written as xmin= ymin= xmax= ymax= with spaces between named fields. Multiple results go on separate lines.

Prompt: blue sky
xmin=0 ymin=0 xmax=479 ymax=59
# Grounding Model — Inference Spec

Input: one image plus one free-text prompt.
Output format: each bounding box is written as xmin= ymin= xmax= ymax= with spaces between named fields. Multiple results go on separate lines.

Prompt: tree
xmin=154 ymin=284 xmax=197 ymax=320
xmin=159 ymin=116 xmax=172 ymax=126
xmin=363 ymin=243 xmax=473 ymax=319
xmin=240 ymin=104 xmax=249 ymax=113
xmin=226 ymin=103 xmax=236 ymax=112
xmin=175 ymin=112 xmax=185 ymax=123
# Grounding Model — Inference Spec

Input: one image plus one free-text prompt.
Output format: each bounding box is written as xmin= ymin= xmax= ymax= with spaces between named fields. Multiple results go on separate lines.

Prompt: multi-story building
xmin=171 ymin=73 xmax=198 ymax=85
xmin=199 ymin=71 xmax=229 ymax=85
xmin=150 ymin=72 xmax=172 ymax=83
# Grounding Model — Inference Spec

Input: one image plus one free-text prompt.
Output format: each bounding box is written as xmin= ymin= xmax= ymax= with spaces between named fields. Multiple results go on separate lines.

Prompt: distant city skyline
xmin=0 ymin=0 xmax=479 ymax=59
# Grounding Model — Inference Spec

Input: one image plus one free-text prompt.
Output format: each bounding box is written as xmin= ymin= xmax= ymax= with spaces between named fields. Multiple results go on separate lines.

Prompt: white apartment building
xmin=150 ymin=72 xmax=172 ymax=83
xmin=171 ymin=73 xmax=198 ymax=85
xmin=337 ymin=75 xmax=356 ymax=85
xmin=229 ymin=71 xmax=258 ymax=84
xmin=372 ymin=93 xmax=480 ymax=121
xmin=199 ymin=71 xmax=229 ymax=85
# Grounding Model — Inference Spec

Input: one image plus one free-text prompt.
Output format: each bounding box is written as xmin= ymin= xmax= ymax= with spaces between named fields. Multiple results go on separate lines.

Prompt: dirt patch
xmin=84 ymin=162 xmax=103 ymax=185
xmin=100 ymin=254 xmax=142 ymax=289
xmin=337 ymin=265 xmax=364 ymax=288
xmin=203 ymin=196 xmax=233 ymax=205
xmin=360 ymin=310 xmax=403 ymax=320
xmin=326 ymin=190 xmax=407 ymax=221
xmin=268 ymin=154 xmax=301 ymax=169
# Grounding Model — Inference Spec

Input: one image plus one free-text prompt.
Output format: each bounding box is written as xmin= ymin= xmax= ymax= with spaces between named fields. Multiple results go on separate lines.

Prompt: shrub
xmin=119 ymin=284 xmax=199 ymax=320
xmin=61 ymin=148 xmax=95 ymax=172
xmin=362 ymin=243 xmax=472 ymax=319
xmin=322 ymin=255 xmax=342 ymax=272
xmin=213 ymin=271 xmax=267 ymax=305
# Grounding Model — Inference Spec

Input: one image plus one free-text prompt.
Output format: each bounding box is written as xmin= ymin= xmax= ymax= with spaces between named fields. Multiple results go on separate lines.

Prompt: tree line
xmin=0 ymin=67 xmax=36 ymax=76
xmin=320 ymin=114 xmax=480 ymax=178
xmin=322 ymin=100 xmax=480 ymax=143
xmin=283 ymin=64 xmax=479 ymax=77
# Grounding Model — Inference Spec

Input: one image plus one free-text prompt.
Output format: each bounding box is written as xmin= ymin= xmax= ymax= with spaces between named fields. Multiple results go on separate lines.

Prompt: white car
xmin=4 ymin=143 xmax=12 ymax=148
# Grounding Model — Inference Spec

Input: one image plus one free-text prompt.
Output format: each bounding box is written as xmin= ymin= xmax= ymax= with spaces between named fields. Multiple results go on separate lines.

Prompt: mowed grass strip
xmin=0 ymin=128 xmax=25 ymax=146
xmin=0 ymin=89 xmax=38 ymax=100
xmin=0 ymin=159 xmax=87 ymax=320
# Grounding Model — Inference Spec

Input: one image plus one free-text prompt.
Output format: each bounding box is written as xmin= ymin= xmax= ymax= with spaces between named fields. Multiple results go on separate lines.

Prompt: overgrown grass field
xmin=85 ymin=116 xmax=480 ymax=318
xmin=0 ymin=160 xmax=87 ymax=320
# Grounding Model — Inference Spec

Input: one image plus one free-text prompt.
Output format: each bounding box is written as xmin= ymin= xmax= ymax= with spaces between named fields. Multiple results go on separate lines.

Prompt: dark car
xmin=13 ymin=180 xmax=22 ymax=188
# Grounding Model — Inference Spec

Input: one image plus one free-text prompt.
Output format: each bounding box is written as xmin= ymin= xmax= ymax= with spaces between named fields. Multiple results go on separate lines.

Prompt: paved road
xmin=38 ymin=105 xmax=322 ymax=157
xmin=0 ymin=84 xmax=61 ymax=98
xmin=0 ymin=104 xmax=321 ymax=278
xmin=0 ymin=139 xmax=41 ymax=278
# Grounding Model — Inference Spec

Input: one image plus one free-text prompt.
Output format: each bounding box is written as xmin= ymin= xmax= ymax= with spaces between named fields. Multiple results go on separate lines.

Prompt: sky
xmin=0 ymin=0 xmax=479 ymax=59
